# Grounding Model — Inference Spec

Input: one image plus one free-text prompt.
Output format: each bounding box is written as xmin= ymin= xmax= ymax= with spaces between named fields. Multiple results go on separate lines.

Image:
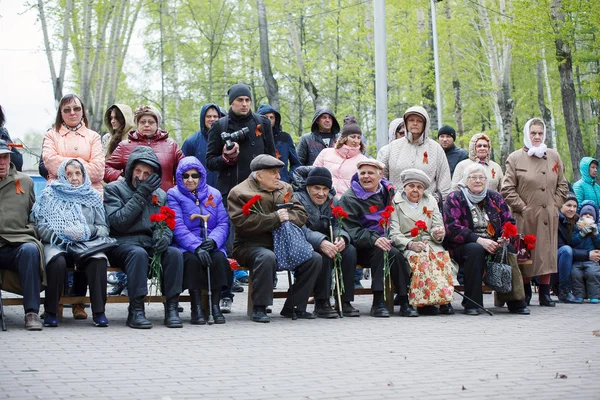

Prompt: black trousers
xmin=107 ymin=244 xmax=183 ymax=300
xmin=314 ymin=244 xmax=357 ymax=302
xmin=243 ymin=247 xmax=321 ymax=311
xmin=45 ymin=255 xmax=107 ymax=315
xmin=357 ymin=246 xmax=409 ymax=295
xmin=0 ymin=243 xmax=41 ymax=313
xmin=182 ymin=251 xmax=228 ymax=293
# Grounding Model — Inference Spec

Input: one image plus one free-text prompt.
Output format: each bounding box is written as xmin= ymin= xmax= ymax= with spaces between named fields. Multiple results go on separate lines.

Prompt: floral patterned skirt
xmin=408 ymin=247 xmax=455 ymax=307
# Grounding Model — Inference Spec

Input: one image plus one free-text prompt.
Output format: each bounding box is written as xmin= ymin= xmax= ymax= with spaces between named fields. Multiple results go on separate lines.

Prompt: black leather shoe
xmin=558 ymin=291 xmax=583 ymax=304
xmin=370 ymin=303 xmax=390 ymax=317
xmin=252 ymin=306 xmax=270 ymax=323
xmin=164 ymin=297 xmax=183 ymax=328
xmin=439 ymin=304 xmax=455 ymax=315
xmin=231 ymin=280 xmax=244 ymax=293
xmin=280 ymin=308 xmax=316 ymax=319
xmin=509 ymin=307 xmax=530 ymax=315
xmin=127 ymin=297 xmax=152 ymax=329
xmin=189 ymin=290 xmax=206 ymax=325
xmin=463 ymin=308 xmax=479 ymax=316
xmin=341 ymin=301 xmax=360 ymax=317
xmin=417 ymin=305 xmax=439 ymax=316
xmin=399 ymin=303 xmax=419 ymax=317
xmin=314 ymin=300 xmax=338 ymax=319
xmin=539 ymin=294 xmax=556 ymax=307
xmin=212 ymin=304 xmax=226 ymax=324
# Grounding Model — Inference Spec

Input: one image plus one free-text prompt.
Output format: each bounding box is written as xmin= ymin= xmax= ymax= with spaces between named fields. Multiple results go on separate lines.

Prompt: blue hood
xmin=199 ymin=103 xmax=225 ymax=135
xmin=257 ymin=104 xmax=281 ymax=133
xmin=175 ymin=156 xmax=208 ymax=202
xmin=579 ymin=199 xmax=600 ymax=224
xmin=579 ymin=156 xmax=599 ymax=185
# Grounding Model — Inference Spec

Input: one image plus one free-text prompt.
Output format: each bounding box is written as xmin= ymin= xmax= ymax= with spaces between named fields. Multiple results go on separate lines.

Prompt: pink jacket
xmin=313 ymin=146 xmax=368 ymax=198
xmin=42 ymin=125 xmax=105 ymax=194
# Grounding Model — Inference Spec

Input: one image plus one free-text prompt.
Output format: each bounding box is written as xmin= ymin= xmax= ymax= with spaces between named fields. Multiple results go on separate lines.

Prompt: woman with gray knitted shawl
xmin=377 ymin=106 xmax=451 ymax=203
xmin=31 ymin=159 xmax=111 ymax=328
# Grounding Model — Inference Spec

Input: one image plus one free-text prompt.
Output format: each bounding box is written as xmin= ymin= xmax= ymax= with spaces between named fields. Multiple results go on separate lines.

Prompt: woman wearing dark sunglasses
xmin=167 ymin=156 xmax=229 ymax=325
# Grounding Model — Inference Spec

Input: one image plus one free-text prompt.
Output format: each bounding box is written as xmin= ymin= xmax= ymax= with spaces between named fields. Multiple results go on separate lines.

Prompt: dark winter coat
xmin=256 ymin=104 xmax=300 ymax=183
xmin=181 ymin=103 xmax=225 ymax=188
xmin=297 ymin=106 xmax=340 ymax=166
xmin=205 ymin=109 xmax=276 ymax=198
xmin=167 ymin=156 xmax=228 ymax=257
xmin=443 ymin=189 xmax=514 ymax=258
xmin=104 ymin=129 xmax=184 ymax=193
xmin=291 ymin=166 xmax=349 ymax=250
xmin=104 ymin=146 xmax=171 ymax=248
xmin=338 ymin=174 xmax=395 ymax=250
xmin=557 ymin=210 xmax=591 ymax=262
xmin=443 ymin=144 xmax=468 ymax=177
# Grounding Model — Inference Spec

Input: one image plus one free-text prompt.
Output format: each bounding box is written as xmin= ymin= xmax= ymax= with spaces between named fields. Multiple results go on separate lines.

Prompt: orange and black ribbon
xmin=423 ymin=152 xmax=428 ymax=164
xmin=423 ymin=206 xmax=433 ymax=218
xmin=275 ymin=149 xmax=281 ymax=159
xmin=15 ymin=179 xmax=25 ymax=194
xmin=255 ymin=124 xmax=262 ymax=137
xmin=205 ymin=193 xmax=216 ymax=208
xmin=283 ymin=191 xmax=291 ymax=203
xmin=491 ymin=168 xmax=496 ymax=179
xmin=152 ymin=194 xmax=159 ymax=205
xmin=552 ymin=162 xmax=559 ymax=175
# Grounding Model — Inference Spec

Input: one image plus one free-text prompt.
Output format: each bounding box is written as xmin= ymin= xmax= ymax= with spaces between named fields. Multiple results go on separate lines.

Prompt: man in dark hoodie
xmin=104 ymin=146 xmax=184 ymax=329
xmin=182 ymin=103 xmax=225 ymax=188
xmin=257 ymin=104 xmax=300 ymax=183
xmin=297 ymin=106 xmax=340 ymax=166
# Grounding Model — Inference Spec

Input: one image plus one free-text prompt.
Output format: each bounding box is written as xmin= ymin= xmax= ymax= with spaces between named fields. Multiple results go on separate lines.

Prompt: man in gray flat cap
xmin=227 ymin=155 xmax=321 ymax=323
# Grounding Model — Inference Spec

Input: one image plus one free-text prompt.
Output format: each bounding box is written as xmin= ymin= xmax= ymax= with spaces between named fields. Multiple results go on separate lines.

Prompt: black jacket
xmin=443 ymin=144 xmax=468 ymax=177
xmin=205 ymin=109 xmax=276 ymax=198
xmin=297 ymin=106 xmax=340 ymax=166
xmin=557 ymin=211 xmax=589 ymax=262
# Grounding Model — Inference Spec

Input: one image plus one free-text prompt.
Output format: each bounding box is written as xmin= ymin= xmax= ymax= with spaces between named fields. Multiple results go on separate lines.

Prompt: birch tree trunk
xmin=80 ymin=0 xmax=93 ymax=109
xmin=256 ymin=0 xmax=279 ymax=110
xmin=542 ymin=48 xmax=557 ymax=149
xmin=537 ymin=60 xmax=554 ymax=148
xmin=444 ymin=4 xmax=464 ymax=137
xmin=551 ymin=0 xmax=585 ymax=179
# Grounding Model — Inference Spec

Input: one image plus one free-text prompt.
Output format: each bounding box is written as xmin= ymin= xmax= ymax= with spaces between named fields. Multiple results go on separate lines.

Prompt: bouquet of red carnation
xmin=376 ymin=205 xmax=395 ymax=300
xmin=501 ymin=222 xmax=518 ymax=239
xmin=523 ymin=234 xmax=536 ymax=251
xmin=330 ymin=204 xmax=349 ymax=297
xmin=410 ymin=220 xmax=428 ymax=242
xmin=242 ymin=195 xmax=264 ymax=215
xmin=148 ymin=206 xmax=176 ymax=298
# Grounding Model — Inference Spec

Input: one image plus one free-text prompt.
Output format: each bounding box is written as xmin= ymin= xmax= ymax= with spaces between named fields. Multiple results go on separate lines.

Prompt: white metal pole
xmin=431 ymin=0 xmax=442 ymax=128
xmin=374 ymin=0 xmax=388 ymax=152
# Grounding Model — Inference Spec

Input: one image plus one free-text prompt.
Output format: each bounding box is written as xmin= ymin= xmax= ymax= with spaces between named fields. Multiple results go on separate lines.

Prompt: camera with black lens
xmin=221 ymin=127 xmax=249 ymax=150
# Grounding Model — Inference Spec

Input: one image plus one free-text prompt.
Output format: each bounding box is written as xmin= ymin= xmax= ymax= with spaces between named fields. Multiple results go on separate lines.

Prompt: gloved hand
xmin=136 ymin=173 xmax=161 ymax=198
xmin=195 ymin=247 xmax=211 ymax=268
xmin=199 ymin=238 xmax=216 ymax=252
xmin=154 ymin=235 xmax=170 ymax=254
xmin=580 ymin=224 xmax=593 ymax=237
xmin=591 ymin=224 xmax=599 ymax=236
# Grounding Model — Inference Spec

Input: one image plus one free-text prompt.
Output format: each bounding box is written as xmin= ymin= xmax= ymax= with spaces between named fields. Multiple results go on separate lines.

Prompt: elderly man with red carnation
xmin=339 ymin=160 xmax=411 ymax=318
xmin=228 ymin=155 xmax=321 ymax=323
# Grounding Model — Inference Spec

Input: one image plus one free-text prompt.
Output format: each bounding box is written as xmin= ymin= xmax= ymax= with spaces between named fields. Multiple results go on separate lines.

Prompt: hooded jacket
xmin=291 ymin=166 xmax=349 ymax=249
xmin=451 ymin=133 xmax=504 ymax=192
xmin=102 ymin=104 xmax=134 ymax=159
xmin=181 ymin=104 xmax=225 ymax=188
xmin=567 ymin=199 xmax=600 ymax=254
xmin=167 ymin=156 xmax=228 ymax=257
xmin=256 ymin=104 xmax=301 ymax=183
xmin=297 ymin=106 xmax=340 ymax=166
xmin=376 ymin=118 xmax=404 ymax=161
xmin=377 ymin=106 xmax=452 ymax=201
xmin=573 ymin=157 xmax=600 ymax=211
xmin=104 ymin=146 xmax=171 ymax=248
xmin=104 ymin=128 xmax=184 ymax=193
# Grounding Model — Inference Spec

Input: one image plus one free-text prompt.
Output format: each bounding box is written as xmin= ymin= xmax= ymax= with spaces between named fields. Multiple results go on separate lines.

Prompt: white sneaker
xmin=220 ymin=298 xmax=232 ymax=314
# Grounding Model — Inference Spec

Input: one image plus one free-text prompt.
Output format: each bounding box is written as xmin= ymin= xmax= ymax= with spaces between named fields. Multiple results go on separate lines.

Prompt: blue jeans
xmin=557 ymin=246 xmax=574 ymax=290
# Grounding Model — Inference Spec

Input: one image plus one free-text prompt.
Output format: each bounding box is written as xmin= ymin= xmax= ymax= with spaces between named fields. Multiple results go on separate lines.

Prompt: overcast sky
xmin=0 ymin=1 xmax=57 ymax=140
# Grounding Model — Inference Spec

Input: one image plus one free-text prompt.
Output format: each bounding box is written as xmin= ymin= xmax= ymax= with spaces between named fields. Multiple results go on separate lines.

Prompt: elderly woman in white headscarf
xmin=452 ymin=133 xmax=504 ymax=192
xmin=390 ymin=168 xmax=454 ymax=317
xmin=501 ymin=118 xmax=569 ymax=308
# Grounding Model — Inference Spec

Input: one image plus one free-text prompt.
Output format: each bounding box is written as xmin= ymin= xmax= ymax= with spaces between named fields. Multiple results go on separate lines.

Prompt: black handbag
xmin=66 ymin=237 xmax=118 ymax=263
xmin=484 ymin=243 xmax=512 ymax=294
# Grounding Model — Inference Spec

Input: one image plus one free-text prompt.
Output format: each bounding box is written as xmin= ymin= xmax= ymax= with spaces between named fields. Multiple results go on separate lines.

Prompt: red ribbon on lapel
xmin=255 ymin=124 xmax=262 ymax=137
xmin=15 ymin=179 xmax=25 ymax=194
xmin=423 ymin=152 xmax=429 ymax=164
xmin=205 ymin=193 xmax=216 ymax=208
xmin=283 ymin=191 xmax=291 ymax=203
xmin=152 ymin=194 xmax=159 ymax=205
xmin=423 ymin=206 xmax=433 ymax=218
xmin=552 ymin=162 xmax=559 ymax=175
xmin=491 ymin=168 xmax=496 ymax=179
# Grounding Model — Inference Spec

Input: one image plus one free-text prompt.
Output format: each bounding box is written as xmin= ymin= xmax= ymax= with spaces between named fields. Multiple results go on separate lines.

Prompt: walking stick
xmin=453 ymin=289 xmax=494 ymax=316
xmin=0 ymin=292 xmax=6 ymax=331
xmin=192 ymin=213 xmax=214 ymax=325
xmin=329 ymin=220 xmax=344 ymax=318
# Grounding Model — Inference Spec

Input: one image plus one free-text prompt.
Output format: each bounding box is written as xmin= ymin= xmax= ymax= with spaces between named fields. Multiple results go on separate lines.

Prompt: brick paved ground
xmin=1 ymin=273 xmax=599 ymax=399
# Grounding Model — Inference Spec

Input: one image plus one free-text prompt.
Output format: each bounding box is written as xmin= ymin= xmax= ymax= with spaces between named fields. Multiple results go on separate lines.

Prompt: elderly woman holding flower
xmin=390 ymin=169 xmax=453 ymax=317
xmin=444 ymin=163 xmax=529 ymax=315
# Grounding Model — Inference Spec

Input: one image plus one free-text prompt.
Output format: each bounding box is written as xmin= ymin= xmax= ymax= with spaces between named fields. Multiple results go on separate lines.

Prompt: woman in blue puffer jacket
xmin=167 ymin=156 xmax=229 ymax=325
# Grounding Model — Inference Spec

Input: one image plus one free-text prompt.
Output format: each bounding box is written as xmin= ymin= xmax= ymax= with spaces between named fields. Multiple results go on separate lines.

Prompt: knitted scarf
xmin=31 ymin=159 xmax=104 ymax=248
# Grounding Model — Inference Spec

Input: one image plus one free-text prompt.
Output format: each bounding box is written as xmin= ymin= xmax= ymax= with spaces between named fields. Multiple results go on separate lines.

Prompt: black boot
xmin=189 ymin=290 xmax=206 ymax=325
xmin=164 ymin=296 xmax=183 ymax=328
xmin=127 ymin=297 xmax=152 ymax=329
xmin=524 ymin=281 xmax=532 ymax=306
xmin=314 ymin=299 xmax=338 ymax=318
xmin=539 ymin=284 xmax=556 ymax=307
xmin=211 ymin=293 xmax=226 ymax=324
xmin=370 ymin=291 xmax=389 ymax=317
xmin=558 ymin=283 xmax=583 ymax=304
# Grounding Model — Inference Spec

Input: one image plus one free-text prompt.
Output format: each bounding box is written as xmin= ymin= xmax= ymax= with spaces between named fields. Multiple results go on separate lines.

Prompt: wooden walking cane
xmin=191 ymin=213 xmax=215 ymax=325
xmin=0 ymin=292 xmax=6 ymax=331
xmin=329 ymin=220 xmax=344 ymax=318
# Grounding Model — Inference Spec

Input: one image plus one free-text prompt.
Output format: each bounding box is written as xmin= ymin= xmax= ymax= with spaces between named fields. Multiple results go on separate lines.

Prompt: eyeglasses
xmin=62 ymin=106 xmax=82 ymax=114
xmin=468 ymin=175 xmax=487 ymax=181
xmin=475 ymin=144 xmax=489 ymax=148
xmin=182 ymin=173 xmax=200 ymax=179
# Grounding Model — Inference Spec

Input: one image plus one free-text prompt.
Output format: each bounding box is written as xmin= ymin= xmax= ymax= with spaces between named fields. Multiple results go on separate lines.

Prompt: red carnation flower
xmin=410 ymin=228 xmax=419 ymax=237
xmin=524 ymin=234 xmax=536 ymax=251
xmin=415 ymin=220 xmax=427 ymax=230
xmin=502 ymin=222 xmax=518 ymax=239
xmin=332 ymin=206 xmax=349 ymax=219
xmin=369 ymin=205 xmax=379 ymax=214
xmin=166 ymin=218 xmax=176 ymax=231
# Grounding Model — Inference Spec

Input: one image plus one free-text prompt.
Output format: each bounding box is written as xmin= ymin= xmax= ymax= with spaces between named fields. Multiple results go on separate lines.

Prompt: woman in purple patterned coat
xmin=167 ymin=156 xmax=229 ymax=325
xmin=444 ymin=164 xmax=529 ymax=316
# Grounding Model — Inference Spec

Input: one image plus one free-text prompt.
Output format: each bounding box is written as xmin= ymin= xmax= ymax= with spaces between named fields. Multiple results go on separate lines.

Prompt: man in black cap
xmin=206 ymin=83 xmax=277 ymax=312
xmin=228 ymin=155 xmax=321 ymax=323
xmin=0 ymin=139 xmax=45 ymax=330
xmin=438 ymin=125 xmax=468 ymax=178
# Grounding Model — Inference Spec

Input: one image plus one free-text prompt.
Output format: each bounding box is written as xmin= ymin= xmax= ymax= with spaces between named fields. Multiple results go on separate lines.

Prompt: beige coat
xmin=501 ymin=148 xmax=569 ymax=277
xmin=452 ymin=133 xmax=504 ymax=192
